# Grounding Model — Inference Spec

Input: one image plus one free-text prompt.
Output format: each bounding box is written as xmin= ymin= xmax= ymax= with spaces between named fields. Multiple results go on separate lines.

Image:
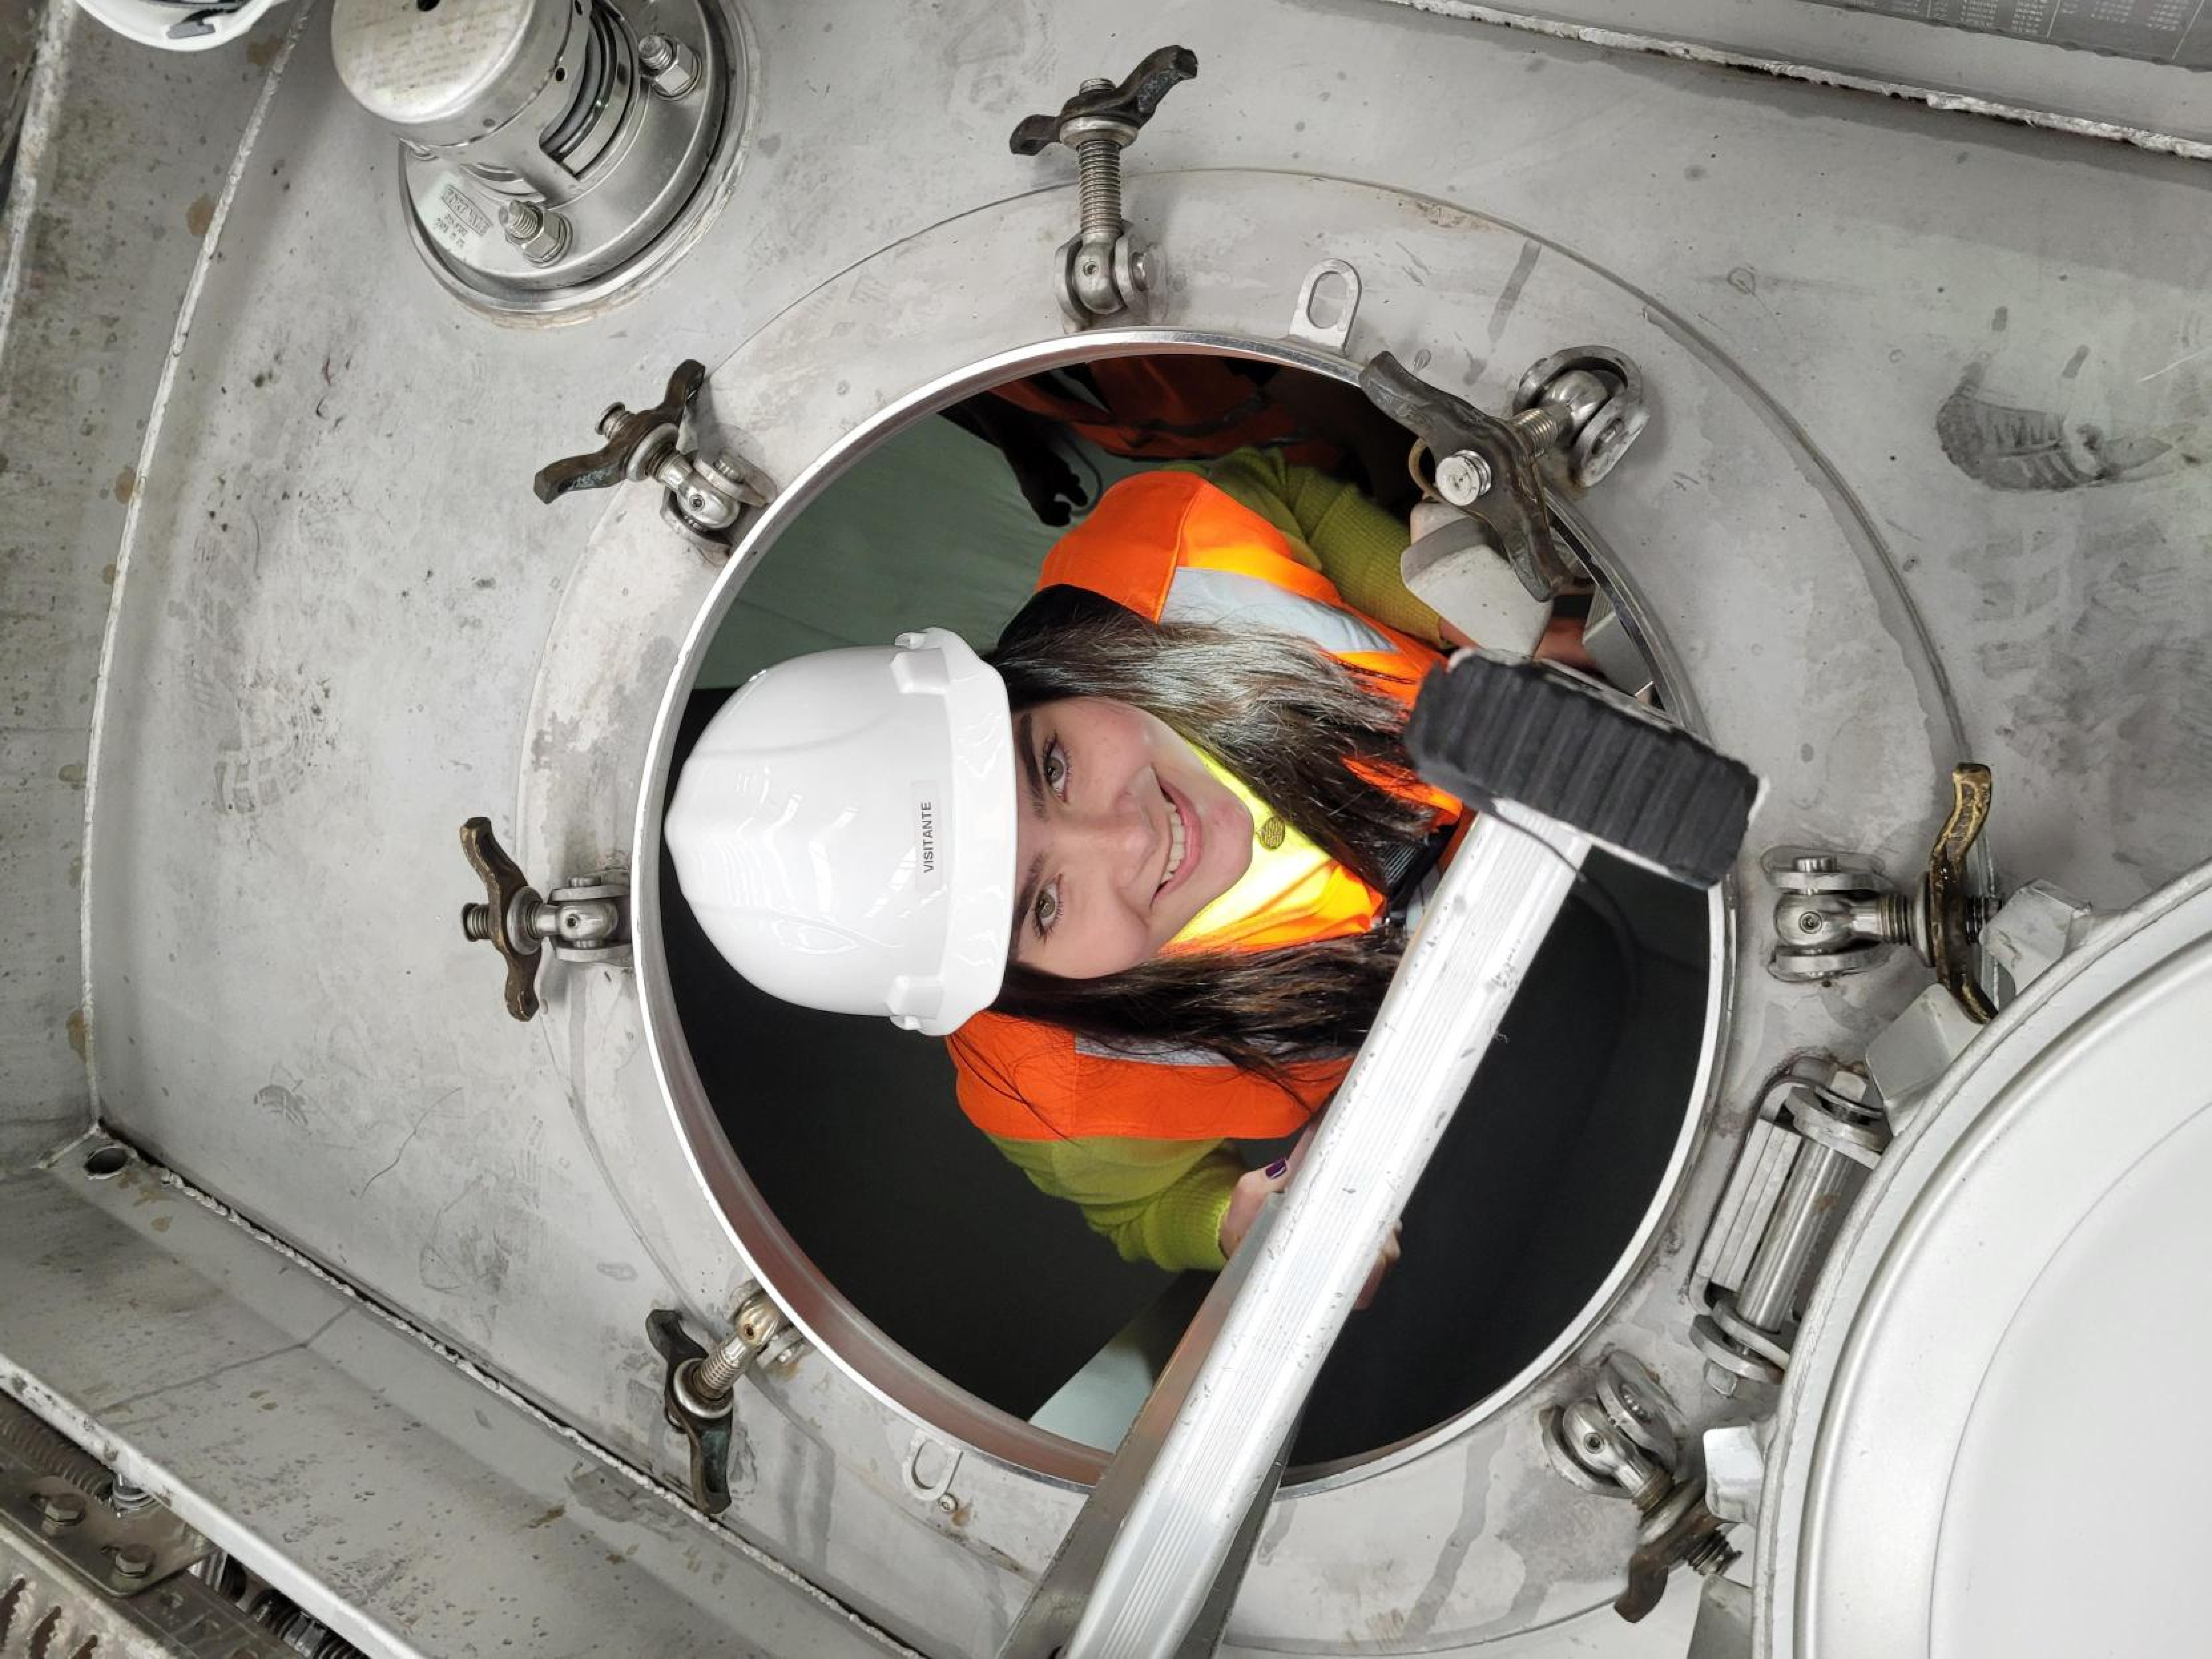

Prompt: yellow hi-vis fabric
xmin=1166 ymin=749 xmax=1377 ymax=953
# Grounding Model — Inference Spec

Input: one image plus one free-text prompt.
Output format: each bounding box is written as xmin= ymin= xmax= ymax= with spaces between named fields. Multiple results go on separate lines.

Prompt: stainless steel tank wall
xmin=5 ymin=0 xmax=2212 ymax=1651
xmin=0 ymin=3 xmax=272 ymax=1169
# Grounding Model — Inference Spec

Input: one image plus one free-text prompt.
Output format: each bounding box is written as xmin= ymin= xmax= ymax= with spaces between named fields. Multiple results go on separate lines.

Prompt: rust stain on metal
xmin=112 ymin=467 xmax=136 ymax=504
xmin=185 ymin=195 xmax=216 ymax=237
xmin=65 ymin=1009 xmax=87 ymax=1059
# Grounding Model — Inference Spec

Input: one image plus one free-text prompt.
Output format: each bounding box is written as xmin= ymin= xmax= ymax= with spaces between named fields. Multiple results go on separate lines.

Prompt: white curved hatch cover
xmin=1761 ymin=865 xmax=2212 ymax=1659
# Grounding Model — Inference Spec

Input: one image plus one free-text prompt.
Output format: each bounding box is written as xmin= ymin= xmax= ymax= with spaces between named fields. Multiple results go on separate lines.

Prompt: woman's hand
xmin=1218 ymin=1128 xmax=1404 ymax=1310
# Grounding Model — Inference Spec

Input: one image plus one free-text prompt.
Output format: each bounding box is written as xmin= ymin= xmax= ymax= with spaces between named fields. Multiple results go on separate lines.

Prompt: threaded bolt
xmin=1685 ymin=1533 xmax=1740 ymax=1578
xmin=637 ymin=32 xmax=701 ymax=98
xmin=691 ymin=1293 xmax=789 ymax=1402
xmin=113 ymin=1542 xmax=156 ymax=1580
xmin=111 ymin=1480 xmax=154 ymax=1515
xmin=1511 ymin=405 xmax=1569 ymax=451
xmin=1073 ymin=77 xmax=1124 ymax=242
xmin=693 ymin=1340 xmax=751 ymax=1400
xmin=499 ymin=199 xmax=570 ymax=266
xmin=1077 ymin=136 xmax=1124 ymax=239
xmin=36 ymin=1489 xmax=86 ymax=1529
xmin=460 ymin=903 xmax=493 ymax=942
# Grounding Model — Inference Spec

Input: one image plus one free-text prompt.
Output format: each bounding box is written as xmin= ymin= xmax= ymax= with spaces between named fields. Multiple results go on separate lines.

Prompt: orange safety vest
xmin=947 ymin=471 xmax=1456 ymax=1145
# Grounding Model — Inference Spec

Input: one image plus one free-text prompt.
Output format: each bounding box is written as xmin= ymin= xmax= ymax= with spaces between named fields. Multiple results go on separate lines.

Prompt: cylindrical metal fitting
xmin=1435 ymin=450 xmax=1495 ymax=506
xmin=1734 ymin=1141 xmax=1855 ymax=1335
xmin=330 ymin=0 xmax=577 ymax=152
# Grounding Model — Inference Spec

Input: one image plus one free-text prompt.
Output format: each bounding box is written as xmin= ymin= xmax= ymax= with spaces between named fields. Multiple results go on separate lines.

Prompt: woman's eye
xmin=1042 ymin=739 xmax=1068 ymax=798
xmin=1034 ymin=881 xmax=1061 ymax=938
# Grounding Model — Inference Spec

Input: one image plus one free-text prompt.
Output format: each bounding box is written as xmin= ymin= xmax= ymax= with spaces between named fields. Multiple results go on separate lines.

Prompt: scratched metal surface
xmin=1380 ymin=0 xmax=2212 ymax=152
xmin=0 ymin=1146 xmax=913 ymax=1659
xmin=3 ymin=0 xmax=2206 ymax=1652
xmin=0 ymin=0 xmax=273 ymax=1169
xmin=583 ymin=168 xmax=1940 ymax=1648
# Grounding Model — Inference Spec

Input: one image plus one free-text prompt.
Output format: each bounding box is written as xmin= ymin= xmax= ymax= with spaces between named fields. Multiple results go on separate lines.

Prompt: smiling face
xmin=1008 ymin=697 xmax=1255 ymax=979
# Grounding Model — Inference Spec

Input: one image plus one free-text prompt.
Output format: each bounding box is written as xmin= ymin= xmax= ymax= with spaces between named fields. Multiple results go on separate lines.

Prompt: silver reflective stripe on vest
xmin=1072 ymin=1033 xmax=1231 ymax=1068
xmin=1160 ymin=567 xmax=1394 ymax=656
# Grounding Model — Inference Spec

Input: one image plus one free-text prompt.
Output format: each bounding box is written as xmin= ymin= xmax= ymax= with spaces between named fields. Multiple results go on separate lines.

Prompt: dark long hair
xmin=985 ymin=596 xmax=1435 ymax=1080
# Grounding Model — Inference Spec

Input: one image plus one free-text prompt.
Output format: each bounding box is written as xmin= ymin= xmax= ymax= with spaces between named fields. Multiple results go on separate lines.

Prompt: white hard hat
xmin=665 ymin=628 xmax=1016 ymax=1036
xmin=69 ymin=0 xmax=289 ymax=52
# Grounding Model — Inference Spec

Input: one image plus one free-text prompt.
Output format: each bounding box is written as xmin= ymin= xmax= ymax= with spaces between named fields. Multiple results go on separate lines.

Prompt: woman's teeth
xmin=1161 ymin=798 xmax=1187 ymax=889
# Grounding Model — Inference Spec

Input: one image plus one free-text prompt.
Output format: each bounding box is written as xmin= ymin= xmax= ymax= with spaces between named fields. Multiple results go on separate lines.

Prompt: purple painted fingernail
xmin=1263 ymin=1159 xmax=1288 ymax=1179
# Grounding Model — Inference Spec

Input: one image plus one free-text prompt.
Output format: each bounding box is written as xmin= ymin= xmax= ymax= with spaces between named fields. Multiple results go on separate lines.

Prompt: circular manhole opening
xmin=649 ymin=339 xmax=1718 ymax=1479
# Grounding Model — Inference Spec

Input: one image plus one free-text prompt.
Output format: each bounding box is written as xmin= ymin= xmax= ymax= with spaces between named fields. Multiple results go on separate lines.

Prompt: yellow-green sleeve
xmin=1169 ymin=448 xmax=1448 ymax=648
xmin=989 ymin=1132 xmax=1241 ymax=1273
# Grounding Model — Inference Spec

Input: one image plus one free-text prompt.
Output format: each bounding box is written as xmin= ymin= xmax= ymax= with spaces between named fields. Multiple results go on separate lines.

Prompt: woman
xmin=667 ymin=448 xmax=1489 ymax=1281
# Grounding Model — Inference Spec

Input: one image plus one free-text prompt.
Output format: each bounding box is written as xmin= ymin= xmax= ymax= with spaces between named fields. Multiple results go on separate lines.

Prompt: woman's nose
xmin=1066 ymin=793 xmax=1155 ymax=889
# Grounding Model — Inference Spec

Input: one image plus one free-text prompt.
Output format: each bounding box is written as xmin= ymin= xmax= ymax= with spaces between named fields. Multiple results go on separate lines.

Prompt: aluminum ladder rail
xmin=1003 ymin=801 xmax=1588 ymax=1658
xmin=1001 ymin=650 xmax=1756 ymax=1659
